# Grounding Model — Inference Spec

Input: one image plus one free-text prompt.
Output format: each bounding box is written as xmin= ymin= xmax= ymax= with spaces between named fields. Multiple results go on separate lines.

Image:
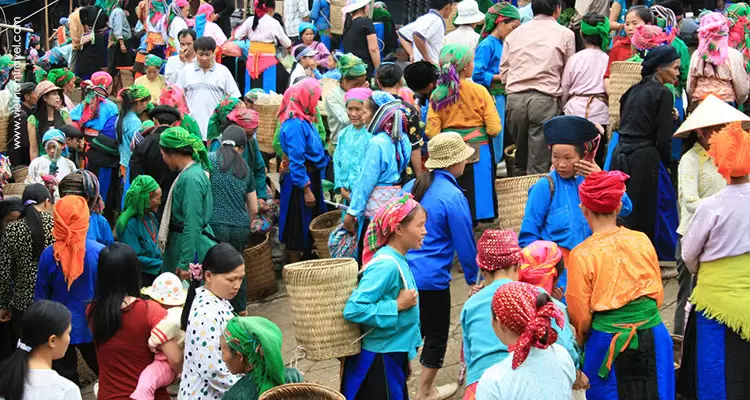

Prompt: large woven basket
xmin=256 ymin=103 xmax=279 ymax=154
xmin=330 ymin=0 xmax=346 ymax=35
xmin=0 ymin=113 xmax=10 ymax=153
xmin=259 ymin=383 xmax=345 ymax=400
xmin=608 ymin=61 xmax=642 ymax=136
xmin=3 ymin=183 xmax=26 ymax=198
xmin=319 ymin=78 xmax=339 ymax=117
xmin=310 ymin=210 xmax=343 ymax=259
xmin=283 ymin=258 xmax=360 ymax=361
xmin=11 ymin=166 xmax=28 ymax=183
xmin=495 ymin=174 xmax=545 ymax=233
xmin=244 ymin=232 xmax=278 ymax=301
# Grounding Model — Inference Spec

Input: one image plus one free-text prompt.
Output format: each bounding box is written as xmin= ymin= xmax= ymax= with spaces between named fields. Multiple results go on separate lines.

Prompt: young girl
xmin=25 ymin=129 xmax=77 ymax=194
xmin=117 ymin=85 xmax=151 ymax=170
xmin=476 ymin=281 xmax=576 ymax=399
xmin=221 ymin=316 xmax=303 ymax=399
xmin=341 ymin=194 xmax=426 ymax=399
xmin=333 ymin=87 xmax=373 ymax=202
xmin=0 ymin=300 xmax=80 ymax=400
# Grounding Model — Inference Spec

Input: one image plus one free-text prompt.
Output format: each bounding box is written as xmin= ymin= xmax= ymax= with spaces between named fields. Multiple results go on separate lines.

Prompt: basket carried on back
xmin=608 ymin=61 xmax=642 ymax=137
xmin=256 ymin=103 xmax=279 ymax=154
xmin=319 ymin=78 xmax=339 ymax=118
xmin=0 ymin=113 xmax=10 ymax=153
xmin=445 ymin=6 xmax=458 ymax=33
xmin=3 ymin=183 xmax=26 ymax=198
xmin=310 ymin=210 xmax=343 ymax=259
xmin=283 ymin=258 xmax=360 ymax=361
xmin=259 ymin=383 xmax=345 ymax=400
xmin=11 ymin=166 xmax=28 ymax=183
xmin=244 ymin=232 xmax=277 ymax=301
xmin=495 ymin=174 xmax=545 ymax=233
xmin=330 ymin=0 xmax=346 ymax=35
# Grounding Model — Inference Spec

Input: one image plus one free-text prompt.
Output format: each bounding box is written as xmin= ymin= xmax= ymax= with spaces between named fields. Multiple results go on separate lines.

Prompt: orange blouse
xmin=425 ymin=80 xmax=502 ymax=139
xmin=566 ymin=227 xmax=663 ymax=345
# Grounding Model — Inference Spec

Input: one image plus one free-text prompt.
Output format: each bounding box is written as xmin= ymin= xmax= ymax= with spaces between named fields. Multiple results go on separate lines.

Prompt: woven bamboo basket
xmin=283 ymin=258 xmax=360 ymax=361
xmin=0 ymin=113 xmax=10 ymax=153
xmin=310 ymin=210 xmax=343 ymax=258
xmin=607 ymin=61 xmax=642 ymax=137
xmin=330 ymin=0 xmax=346 ymax=35
xmin=445 ymin=6 xmax=458 ymax=33
xmin=259 ymin=383 xmax=345 ymax=400
xmin=76 ymin=348 xmax=98 ymax=386
xmin=244 ymin=232 xmax=278 ymax=301
xmin=495 ymin=174 xmax=545 ymax=233
xmin=11 ymin=166 xmax=28 ymax=183
xmin=256 ymin=103 xmax=279 ymax=154
xmin=3 ymin=183 xmax=26 ymax=198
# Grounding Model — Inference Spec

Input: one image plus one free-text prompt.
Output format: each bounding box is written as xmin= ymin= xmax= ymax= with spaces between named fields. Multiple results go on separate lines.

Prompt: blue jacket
xmin=344 ymin=246 xmax=422 ymax=359
xmin=310 ymin=0 xmax=331 ymax=32
xmin=88 ymin=213 xmax=114 ymax=246
xmin=404 ymin=170 xmax=478 ymax=290
xmin=35 ymin=240 xmax=105 ymax=345
xmin=472 ymin=35 xmax=503 ymax=90
xmin=279 ymin=118 xmax=329 ymax=188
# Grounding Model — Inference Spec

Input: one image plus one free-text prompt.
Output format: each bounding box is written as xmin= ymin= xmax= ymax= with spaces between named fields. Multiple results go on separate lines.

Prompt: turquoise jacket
xmin=117 ymin=214 xmax=162 ymax=276
xmin=343 ymin=246 xmax=423 ymax=359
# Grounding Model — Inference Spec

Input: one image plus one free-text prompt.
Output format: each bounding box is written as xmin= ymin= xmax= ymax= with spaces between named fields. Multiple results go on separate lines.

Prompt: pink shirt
xmin=561 ymin=48 xmax=609 ymax=125
xmin=500 ymin=15 xmax=575 ymax=97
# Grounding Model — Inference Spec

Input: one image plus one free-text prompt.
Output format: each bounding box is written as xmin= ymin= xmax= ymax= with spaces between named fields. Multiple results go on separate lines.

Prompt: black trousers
xmin=418 ymin=288 xmax=451 ymax=369
xmin=52 ymin=342 xmax=99 ymax=386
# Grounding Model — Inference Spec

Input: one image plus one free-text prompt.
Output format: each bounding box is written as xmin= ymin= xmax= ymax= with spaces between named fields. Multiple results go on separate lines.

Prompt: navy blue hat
xmin=543 ymin=116 xmax=599 ymax=145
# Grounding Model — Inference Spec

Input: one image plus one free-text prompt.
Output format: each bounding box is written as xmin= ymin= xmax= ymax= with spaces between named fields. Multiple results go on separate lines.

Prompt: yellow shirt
xmin=425 ymin=80 xmax=502 ymax=139
xmin=134 ymin=75 xmax=166 ymax=105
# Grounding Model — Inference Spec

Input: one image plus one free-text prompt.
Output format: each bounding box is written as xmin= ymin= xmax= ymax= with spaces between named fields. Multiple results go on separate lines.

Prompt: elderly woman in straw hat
xmin=671 ymin=94 xmax=750 ymax=335
xmin=403 ymin=132 xmax=479 ymax=400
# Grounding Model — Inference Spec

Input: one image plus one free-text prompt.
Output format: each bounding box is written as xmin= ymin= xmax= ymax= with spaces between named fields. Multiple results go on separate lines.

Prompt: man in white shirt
xmin=165 ymin=29 xmax=197 ymax=84
xmin=176 ymin=36 xmax=241 ymax=140
xmin=398 ymin=0 xmax=456 ymax=64
xmin=284 ymin=0 xmax=310 ymax=40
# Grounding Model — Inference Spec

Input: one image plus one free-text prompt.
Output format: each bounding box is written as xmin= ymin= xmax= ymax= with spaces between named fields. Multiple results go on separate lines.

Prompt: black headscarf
xmin=641 ymin=45 xmax=680 ymax=78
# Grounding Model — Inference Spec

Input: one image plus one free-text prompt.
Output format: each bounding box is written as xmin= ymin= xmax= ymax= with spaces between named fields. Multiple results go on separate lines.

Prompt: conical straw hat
xmin=674 ymin=95 xmax=750 ymax=138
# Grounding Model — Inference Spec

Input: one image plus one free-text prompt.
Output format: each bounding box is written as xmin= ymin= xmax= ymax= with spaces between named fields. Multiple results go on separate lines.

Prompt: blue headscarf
xmin=371 ymin=91 xmax=396 ymax=107
xmin=298 ymin=22 xmax=318 ymax=36
xmin=42 ymin=128 xmax=69 ymax=158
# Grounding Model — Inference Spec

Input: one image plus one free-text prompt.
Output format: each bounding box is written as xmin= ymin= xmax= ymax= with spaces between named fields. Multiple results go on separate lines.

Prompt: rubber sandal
xmin=435 ymin=383 xmax=458 ymax=400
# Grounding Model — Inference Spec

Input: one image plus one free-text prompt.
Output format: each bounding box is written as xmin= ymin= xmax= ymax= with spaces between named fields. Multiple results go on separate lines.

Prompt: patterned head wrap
xmin=371 ymin=90 xmax=395 ymax=106
xmin=197 ymin=2 xmax=214 ymax=16
xmin=159 ymin=85 xmax=190 ymax=116
xmin=34 ymin=66 xmax=49 ymax=84
xmin=707 ymin=122 xmax=750 ymax=182
xmin=91 ymin=71 xmax=113 ymax=88
xmin=207 ymin=96 xmax=243 ymax=142
xmin=228 ymin=108 xmax=260 ymax=131
xmin=160 ymin=127 xmax=211 ymax=171
xmin=491 ymin=281 xmax=565 ymax=369
xmin=145 ymin=54 xmax=165 ymax=68
xmin=430 ymin=44 xmax=473 ymax=112
xmin=345 ymin=87 xmax=373 ymax=104
xmin=52 ymin=195 xmax=90 ymax=289
xmin=58 ymin=169 xmax=105 ymax=214
xmin=631 ymin=25 xmax=673 ymax=51
xmin=476 ymin=229 xmax=522 ymax=271
xmin=519 ymin=241 xmax=563 ymax=294
xmin=0 ymin=55 xmax=13 ymax=87
xmin=482 ymin=2 xmax=520 ymax=38
xmin=298 ymin=22 xmax=318 ymax=36
xmin=116 ymin=175 xmax=159 ymax=233
xmin=366 ymin=98 xmax=410 ymax=174
xmin=362 ymin=193 xmax=420 ymax=265
xmin=42 ymin=128 xmax=66 ymax=145
xmin=579 ymin=170 xmax=629 ymax=214
xmin=581 ymin=16 xmax=611 ymax=51
xmin=224 ymin=316 xmax=286 ymax=395
xmin=698 ymin=12 xmax=730 ymax=65
xmin=46 ymin=68 xmax=75 ymax=87
xmin=277 ymin=78 xmax=323 ymax=125
xmin=337 ymin=53 xmax=368 ymax=78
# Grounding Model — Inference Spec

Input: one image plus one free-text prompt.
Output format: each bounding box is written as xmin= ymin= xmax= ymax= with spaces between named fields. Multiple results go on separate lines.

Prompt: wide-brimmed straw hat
xmin=454 ymin=0 xmax=485 ymax=25
xmin=343 ymin=0 xmax=370 ymax=14
xmin=674 ymin=95 xmax=750 ymax=138
xmin=425 ymin=132 xmax=475 ymax=169
xmin=35 ymin=80 xmax=62 ymax=98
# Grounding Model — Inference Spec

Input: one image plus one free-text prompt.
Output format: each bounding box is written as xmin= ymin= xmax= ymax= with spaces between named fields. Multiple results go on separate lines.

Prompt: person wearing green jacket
xmin=116 ymin=175 xmax=163 ymax=285
xmin=158 ymin=127 xmax=216 ymax=278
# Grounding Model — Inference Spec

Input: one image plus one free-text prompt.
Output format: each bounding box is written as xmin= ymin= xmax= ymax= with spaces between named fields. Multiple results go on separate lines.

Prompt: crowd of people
xmin=0 ymin=0 xmax=748 ymax=398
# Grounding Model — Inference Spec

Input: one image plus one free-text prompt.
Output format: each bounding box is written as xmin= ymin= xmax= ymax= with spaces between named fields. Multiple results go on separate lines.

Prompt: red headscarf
xmin=277 ymin=78 xmax=322 ymax=125
xmin=362 ymin=194 xmax=420 ymax=265
xmin=254 ymin=0 xmax=273 ymax=19
xmin=476 ymin=229 xmax=521 ymax=271
xmin=578 ymin=171 xmax=629 ymax=214
xmin=159 ymin=85 xmax=190 ymax=116
xmin=228 ymin=108 xmax=260 ymax=131
xmin=491 ymin=281 xmax=565 ymax=369
xmin=519 ymin=241 xmax=563 ymax=294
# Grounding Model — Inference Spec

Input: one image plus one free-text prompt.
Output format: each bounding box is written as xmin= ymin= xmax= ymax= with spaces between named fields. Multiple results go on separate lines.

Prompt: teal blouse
xmin=117 ymin=213 xmax=162 ymax=276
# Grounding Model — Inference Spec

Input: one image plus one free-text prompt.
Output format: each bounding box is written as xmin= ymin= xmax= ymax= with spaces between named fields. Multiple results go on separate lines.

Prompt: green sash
xmin=450 ymin=126 xmax=489 ymax=144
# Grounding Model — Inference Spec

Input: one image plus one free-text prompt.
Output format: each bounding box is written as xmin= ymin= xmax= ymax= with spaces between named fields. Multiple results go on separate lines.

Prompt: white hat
xmin=453 ymin=0 xmax=485 ymax=26
xmin=342 ymin=0 xmax=370 ymax=14
xmin=141 ymin=272 xmax=187 ymax=306
xmin=674 ymin=95 xmax=750 ymax=138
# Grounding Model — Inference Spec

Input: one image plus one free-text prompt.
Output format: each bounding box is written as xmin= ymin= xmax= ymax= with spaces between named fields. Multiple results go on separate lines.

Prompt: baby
xmin=131 ymin=272 xmax=186 ymax=400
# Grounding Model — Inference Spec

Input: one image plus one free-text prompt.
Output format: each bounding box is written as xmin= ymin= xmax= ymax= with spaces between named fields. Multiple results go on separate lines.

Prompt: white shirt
xmin=25 ymin=156 xmax=77 ymax=200
xmin=164 ymin=56 xmax=195 ymax=85
xmin=176 ymin=62 xmax=241 ymax=140
xmin=20 ymin=369 xmax=82 ymax=400
xmin=168 ymin=17 xmax=189 ymax=53
xmin=283 ymin=0 xmax=310 ymax=38
xmin=203 ymin=21 xmax=227 ymax=47
xmin=234 ymin=14 xmax=292 ymax=48
xmin=398 ymin=10 xmax=446 ymax=63
xmin=476 ymin=344 xmax=576 ymax=400
xmin=443 ymin=25 xmax=480 ymax=52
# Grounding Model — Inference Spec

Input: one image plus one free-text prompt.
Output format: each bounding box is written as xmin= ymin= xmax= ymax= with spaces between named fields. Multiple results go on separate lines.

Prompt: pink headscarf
xmin=277 ymin=78 xmax=322 ymax=125
xmin=91 ymin=71 xmax=113 ymax=88
xmin=159 ymin=85 xmax=190 ymax=116
xmin=228 ymin=108 xmax=260 ymax=131
xmin=174 ymin=0 xmax=188 ymax=7
xmin=519 ymin=241 xmax=563 ymax=294
xmin=362 ymin=194 xmax=420 ymax=265
xmin=698 ymin=12 xmax=730 ymax=65
xmin=344 ymin=87 xmax=373 ymax=104
xmin=631 ymin=25 xmax=673 ymax=50
xmin=197 ymin=3 xmax=214 ymax=16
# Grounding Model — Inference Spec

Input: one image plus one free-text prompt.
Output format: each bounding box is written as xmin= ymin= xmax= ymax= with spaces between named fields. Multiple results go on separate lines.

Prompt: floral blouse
xmin=179 ymin=287 xmax=239 ymax=400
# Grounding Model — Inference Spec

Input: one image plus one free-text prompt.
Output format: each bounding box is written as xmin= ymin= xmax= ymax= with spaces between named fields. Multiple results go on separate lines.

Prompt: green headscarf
xmin=207 ymin=96 xmax=242 ymax=143
xmin=0 ymin=55 xmax=12 ymax=69
xmin=159 ymin=126 xmax=211 ymax=170
xmin=34 ymin=68 xmax=48 ymax=84
xmin=116 ymin=175 xmax=159 ymax=232
xmin=224 ymin=317 xmax=285 ymax=395
xmin=337 ymin=53 xmax=367 ymax=78
xmin=47 ymin=68 xmax=75 ymax=87
xmin=430 ymin=44 xmax=473 ymax=111
xmin=145 ymin=54 xmax=165 ymax=68
xmin=728 ymin=3 xmax=750 ymax=19
xmin=129 ymin=84 xmax=152 ymax=101
xmin=482 ymin=2 xmax=520 ymax=37
xmin=581 ymin=16 xmax=612 ymax=51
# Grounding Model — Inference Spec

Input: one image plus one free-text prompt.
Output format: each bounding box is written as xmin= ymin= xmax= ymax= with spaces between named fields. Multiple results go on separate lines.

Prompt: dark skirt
xmin=75 ymin=32 xmax=109 ymax=80
xmin=455 ymin=143 xmax=497 ymax=223
xmin=212 ymin=223 xmax=250 ymax=313
xmin=279 ymin=169 xmax=326 ymax=254
xmin=582 ymin=323 xmax=674 ymax=400
xmin=341 ymin=349 xmax=409 ymax=400
xmin=86 ymin=165 xmax=120 ymax=225
xmin=677 ymin=308 xmax=750 ymax=399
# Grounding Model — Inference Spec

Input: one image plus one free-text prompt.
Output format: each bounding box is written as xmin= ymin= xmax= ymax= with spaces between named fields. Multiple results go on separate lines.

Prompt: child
xmin=131 ymin=272 xmax=186 ymax=400
xmin=289 ymin=46 xmax=321 ymax=85
xmin=476 ymin=281 xmax=576 ymax=399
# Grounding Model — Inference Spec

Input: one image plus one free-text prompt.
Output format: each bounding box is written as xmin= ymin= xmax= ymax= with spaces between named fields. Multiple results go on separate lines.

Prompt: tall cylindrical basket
xmin=495 ymin=174 xmax=545 ymax=233
xmin=608 ymin=61 xmax=642 ymax=137
xmin=256 ymin=103 xmax=279 ymax=154
xmin=244 ymin=232 xmax=277 ymax=301
xmin=309 ymin=210 xmax=343 ymax=259
xmin=330 ymin=0 xmax=346 ymax=35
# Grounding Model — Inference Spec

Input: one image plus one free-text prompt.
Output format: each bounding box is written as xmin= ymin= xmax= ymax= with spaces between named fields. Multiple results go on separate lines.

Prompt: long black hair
xmin=253 ymin=0 xmax=276 ymax=31
xmin=87 ymin=243 xmax=142 ymax=344
xmin=411 ymin=170 xmax=433 ymax=202
xmin=215 ymin=125 xmax=249 ymax=180
xmin=181 ymin=243 xmax=244 ymax=330
xmin=21 ymin=184 xmax=52 ymax=260
xmin=0 ymin=300 xmax=71 ymax=400
xmin=116 ymin=88 xmax=140 ymax=146
xmin=32 ymin=91 xmax=64 ymax=139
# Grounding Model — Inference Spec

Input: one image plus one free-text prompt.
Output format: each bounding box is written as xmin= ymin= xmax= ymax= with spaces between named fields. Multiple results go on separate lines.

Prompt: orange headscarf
xmin=519 ymin=240 xmax=563 ymax=294
xmin=52 ymin=196 xmax=90 ymax=289
xmin=708 ymin=122 xmax=750 ymax=183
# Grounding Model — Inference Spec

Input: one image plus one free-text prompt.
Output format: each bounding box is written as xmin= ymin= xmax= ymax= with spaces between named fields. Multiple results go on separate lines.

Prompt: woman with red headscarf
xmin=567 ymin=170 xmax=674 ymax=400
xmin=159 ymin=84 xmax=203 ymax=140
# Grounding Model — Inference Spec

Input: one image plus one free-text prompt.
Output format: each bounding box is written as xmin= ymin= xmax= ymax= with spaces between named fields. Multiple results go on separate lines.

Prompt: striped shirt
xmin=176 ymin=62 xmax=241 ymax=140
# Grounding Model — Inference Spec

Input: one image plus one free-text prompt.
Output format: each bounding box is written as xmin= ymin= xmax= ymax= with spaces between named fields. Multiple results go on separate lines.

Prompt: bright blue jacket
xmin=310 ymin=0 xmax=331 ymax=32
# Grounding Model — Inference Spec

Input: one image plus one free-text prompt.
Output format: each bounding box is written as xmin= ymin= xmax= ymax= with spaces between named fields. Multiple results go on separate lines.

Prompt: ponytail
xmin=116 ymin=89 xmax=137 ymax=146
xmin=411 ymin=170 xmax=433 ymax=202
xmin=20 ymin=184 xmax=51 ymax=260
